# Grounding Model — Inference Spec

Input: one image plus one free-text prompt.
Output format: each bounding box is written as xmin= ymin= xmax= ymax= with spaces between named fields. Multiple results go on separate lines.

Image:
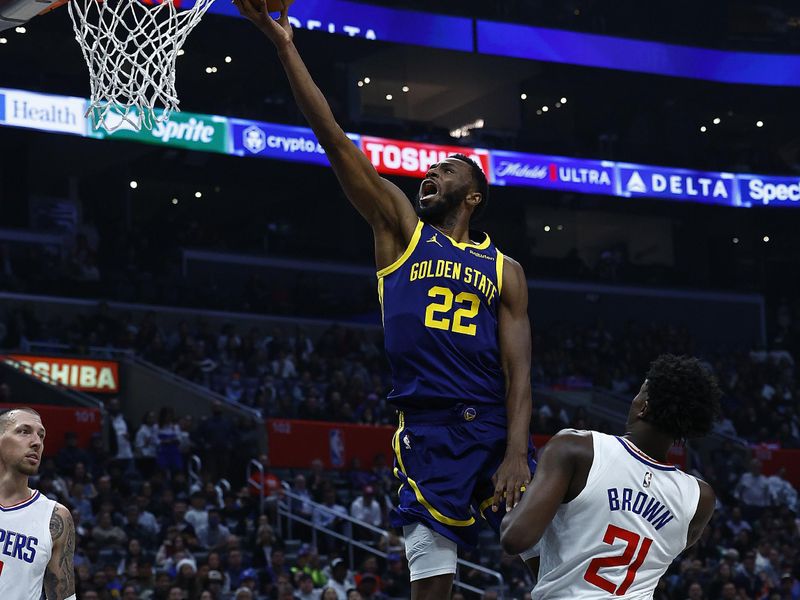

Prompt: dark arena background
xmin=0 ymin=1 xmax=800 ymax=598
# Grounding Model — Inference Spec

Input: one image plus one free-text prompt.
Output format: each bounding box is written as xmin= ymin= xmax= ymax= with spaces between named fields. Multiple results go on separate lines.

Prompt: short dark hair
xmin=450 ymin=153 xmax=489 ymax=219
xmin=644 ymin=355 xmax=721 ymax=442
xmin=0 ymin=407 xmax=41 ymax=433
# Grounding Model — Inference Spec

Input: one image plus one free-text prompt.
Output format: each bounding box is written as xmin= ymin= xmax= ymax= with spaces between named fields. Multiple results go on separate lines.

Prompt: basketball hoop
xmin=67 ymin=0 xmax=215 ymax=132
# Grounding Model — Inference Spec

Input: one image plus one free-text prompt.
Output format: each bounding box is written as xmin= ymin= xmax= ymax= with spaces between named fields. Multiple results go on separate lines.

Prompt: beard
xmin=17 ymin=458 xmax=39 ymax=476
xmin=415 ymin=190 xmax=462 ymax=225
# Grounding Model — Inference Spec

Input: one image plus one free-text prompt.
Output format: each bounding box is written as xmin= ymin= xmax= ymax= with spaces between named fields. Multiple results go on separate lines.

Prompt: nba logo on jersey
xmin=643 ymin=471 xmax=653 ymax=488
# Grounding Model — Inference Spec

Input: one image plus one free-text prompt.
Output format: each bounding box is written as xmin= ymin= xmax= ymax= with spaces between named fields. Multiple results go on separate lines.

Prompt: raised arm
xmin=234 ymin=0 xmax=418 ymax=267
xmin=44 ymin=503 xmax=76 ymax=600
xmin=491 ymin=256 xmax=533 ymax=512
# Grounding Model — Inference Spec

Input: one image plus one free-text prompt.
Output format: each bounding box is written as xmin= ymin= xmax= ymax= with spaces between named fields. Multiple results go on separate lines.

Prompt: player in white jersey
xmin=0 ymin=407 xmax=76 ymax=600
xmin=501 ymin=354 xmax=721 ymax=599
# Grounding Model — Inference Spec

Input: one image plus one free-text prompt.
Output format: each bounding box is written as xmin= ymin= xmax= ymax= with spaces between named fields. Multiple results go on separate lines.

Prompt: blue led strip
xmin=477 ymin=20 xmax=800 ymax=87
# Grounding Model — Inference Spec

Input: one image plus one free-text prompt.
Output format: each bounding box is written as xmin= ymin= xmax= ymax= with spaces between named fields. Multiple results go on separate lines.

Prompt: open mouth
xmin=419 ymin=179 xmax=438 ymax=202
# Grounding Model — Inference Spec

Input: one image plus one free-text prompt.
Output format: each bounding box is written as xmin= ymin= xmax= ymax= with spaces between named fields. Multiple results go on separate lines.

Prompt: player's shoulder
xmin=543 ymin=429 xmax=595 ymax=460
xmin=49 ymin=502 xmax=74 ymax=541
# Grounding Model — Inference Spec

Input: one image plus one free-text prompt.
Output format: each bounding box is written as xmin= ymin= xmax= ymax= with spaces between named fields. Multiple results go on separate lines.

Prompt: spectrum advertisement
xmin=737 ymin=174 xmax=800 ymax=208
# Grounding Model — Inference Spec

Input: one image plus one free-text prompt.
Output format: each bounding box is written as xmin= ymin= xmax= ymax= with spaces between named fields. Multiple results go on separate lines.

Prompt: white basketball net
xmin=68 ymin=0 xmax=215 ymax=133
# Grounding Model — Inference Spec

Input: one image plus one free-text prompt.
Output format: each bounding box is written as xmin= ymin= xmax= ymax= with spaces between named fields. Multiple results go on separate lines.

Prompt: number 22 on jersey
xmin=424 ymin=286 xmax=480 ymax=336
xmin=583 ymin=524 xmax=653 ymax=596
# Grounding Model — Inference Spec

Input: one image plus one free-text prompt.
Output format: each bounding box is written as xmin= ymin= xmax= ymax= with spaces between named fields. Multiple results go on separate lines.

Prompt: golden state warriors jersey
xmin=378 ymin=220 xmax=506 ymax=411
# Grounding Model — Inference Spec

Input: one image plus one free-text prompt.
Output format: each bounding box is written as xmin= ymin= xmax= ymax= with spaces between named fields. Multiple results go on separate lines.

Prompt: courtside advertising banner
xmin=0 ymin=88 xmax=87 ymax=136
xmin=737 ymin=174 xmax=800 ymax=207
xmin=491 ymin=150 xmax=614 ymax=195
xmin=230 ymin=119 xmax=361 ymax=165
xmin=360 ymin=135 xmax=492 ymax=181
xmin=89 ymin=109 xmax=229 ymax=153
xmin=3 ymin=354 xmax=120 ymax=393
xmin=617 ymin=163 xmax=738 ymax=206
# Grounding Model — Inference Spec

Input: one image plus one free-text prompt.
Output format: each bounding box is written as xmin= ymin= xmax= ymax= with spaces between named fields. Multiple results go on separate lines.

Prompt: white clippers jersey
xmin=533 ymin=432 xmax=701 ymax=600
xmin=0 ymin=491 xmax=56 ymax=600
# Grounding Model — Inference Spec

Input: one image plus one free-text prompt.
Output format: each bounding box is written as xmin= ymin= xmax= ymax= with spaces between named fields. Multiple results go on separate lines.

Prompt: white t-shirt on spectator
xmin=735 ymin=473 xmax=771 ymax=507
xmin=350 ymin=496 xmax=382 ymax=527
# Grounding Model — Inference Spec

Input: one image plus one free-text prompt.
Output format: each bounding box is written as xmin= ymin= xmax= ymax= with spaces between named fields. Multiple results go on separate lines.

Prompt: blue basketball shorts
xmin=389 ymin=403 xmax=537 ymax=548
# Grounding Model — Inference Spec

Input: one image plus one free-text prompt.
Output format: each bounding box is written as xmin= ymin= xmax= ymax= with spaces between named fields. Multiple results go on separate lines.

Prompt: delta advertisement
xmin=3 ymin=355 xmax=120 ymax=393
xmin=2 ymin=85 xmax=800 ymax=210
xmin=616 ymin=163 xmax=738 ymax=206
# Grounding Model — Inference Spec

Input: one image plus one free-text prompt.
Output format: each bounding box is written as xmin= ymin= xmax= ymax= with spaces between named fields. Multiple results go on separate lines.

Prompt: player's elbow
xmin=500 ymin=516 xmax=536 ymax=555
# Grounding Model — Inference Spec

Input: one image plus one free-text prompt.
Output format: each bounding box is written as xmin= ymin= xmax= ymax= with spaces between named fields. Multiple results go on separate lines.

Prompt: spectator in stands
xmin=68 ymin=480 xmax=95 ymax=525
xmin=768 ymin=467 xmax=799 ymax=512
xmin=266 ymin=548 xmax=290 ymax=586
xmin=312 ymin=487 xmax=349 ymax=554
xmin=324 ymin=558 xmax=354 ymax=600
xmin=56 ymin=431 xmax=92 ymax=474
xmin=197 ymin=401 xmax=236 ymax=481
xmin=295 ymin=572 xmax=320 ymax=600
xmin=186 ymin=491 xmax=210 ymax=531
xmin=252 ymin=514 xmax=275 ymax=569
xmin=735 ymin=459 xmax=772 ymax=519
xmin=355 ymin=573 xmax=386 ymax=600
xmin=225 ymin=548 xmax=248 ymax=589
xmin=198 ymin=508 xmax=231 ymax=552
xmin=349 ymin=485 xmax=381 ymax=541
xmin=289 ymin=473 xmax=314 ymax=541
xmin=156 ymin=407 xmax=183 ymax=474
xmin=307 ymin=458 xmax=330 ymax=502
xmin=381 ymin=553 xmax=410 ymax=599
xmin=107 ymin=397 xmax=135 ymax=472
xmin=725 ymin=506 xmax=752 ymax=538
xmin=134 ymin=410 xmax=159 ymax=476
xmin=123 ymin=504 xmax=157 ymax=549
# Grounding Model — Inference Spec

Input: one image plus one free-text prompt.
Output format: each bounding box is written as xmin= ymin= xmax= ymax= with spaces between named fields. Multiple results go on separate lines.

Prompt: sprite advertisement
xmin=88 ymin=108 xmax=229 ymax=154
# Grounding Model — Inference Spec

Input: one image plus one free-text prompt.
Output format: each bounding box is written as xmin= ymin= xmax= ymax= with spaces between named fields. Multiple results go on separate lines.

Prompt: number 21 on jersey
xmin=583 ymin=524 xmax=653 ymax=596
xmin=424 ymin=286 xmax=480 ymax=336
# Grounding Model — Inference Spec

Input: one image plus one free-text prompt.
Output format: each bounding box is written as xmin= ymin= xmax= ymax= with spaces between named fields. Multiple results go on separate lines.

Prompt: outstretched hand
xmin=232 ymin=0 xmax=293 ymax=48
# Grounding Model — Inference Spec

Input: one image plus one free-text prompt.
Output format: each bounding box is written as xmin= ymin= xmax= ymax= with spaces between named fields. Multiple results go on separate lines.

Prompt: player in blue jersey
xmin=235 ymin=2 xmax=537 ymax=597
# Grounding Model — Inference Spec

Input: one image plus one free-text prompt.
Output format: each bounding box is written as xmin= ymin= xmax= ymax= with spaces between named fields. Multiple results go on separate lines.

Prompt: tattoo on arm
xmin=49 ymin=511 xmax=64 ymax=541
xmin=45 ymin=507 xmax=76 ymax=600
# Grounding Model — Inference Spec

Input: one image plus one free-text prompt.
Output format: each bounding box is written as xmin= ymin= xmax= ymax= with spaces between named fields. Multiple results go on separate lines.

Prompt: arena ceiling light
xmin=0 ymin=38 xmax=7 ymax=44
xmin=195 ymin=191 xmax=202 ymax=198
xmin=700 ymin=126 xmax=707 ymax=132
xmin=561 ymin=97 xmax=567 ymax=104
xmin=520 ymin=93 xmax=528 ymax=100
xmin=172 ymin=198 xmax=179 ymax=205
xmin=713 ymin=117 xmax=721 ymax=125
xmin=757 ymin=121 xmax=764 ymax=128
xmin=363 ymin=77 xmax=371 ymax=84
xmin=385 ymin=94 xmax=393 ymax=100
xmin=129 ymin=181 xmax=138 ymax=189
xmin=224 ymin=56 xmax=232 ymax=63
xmin=402 ymin=86 xmax=410 ymax=93
xmin=14 ymin=26 xmax=25 ymax=33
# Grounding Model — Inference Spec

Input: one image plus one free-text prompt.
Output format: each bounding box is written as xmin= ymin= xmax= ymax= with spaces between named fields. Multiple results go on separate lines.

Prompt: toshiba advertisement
xmin=3 ymin=355 xmax=120 ymax=394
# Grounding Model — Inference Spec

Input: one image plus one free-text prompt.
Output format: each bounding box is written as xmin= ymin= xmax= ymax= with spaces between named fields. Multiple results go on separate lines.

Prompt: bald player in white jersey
xmin=0 ymin=407 xmax=75 ymax=600
xmin=501 ymin=355 xmax=721 ymax=600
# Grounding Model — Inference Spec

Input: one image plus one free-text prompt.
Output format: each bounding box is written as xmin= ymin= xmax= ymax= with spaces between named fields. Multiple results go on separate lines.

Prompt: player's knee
xmin=403 ymin=522 xmax=458 ymax=582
